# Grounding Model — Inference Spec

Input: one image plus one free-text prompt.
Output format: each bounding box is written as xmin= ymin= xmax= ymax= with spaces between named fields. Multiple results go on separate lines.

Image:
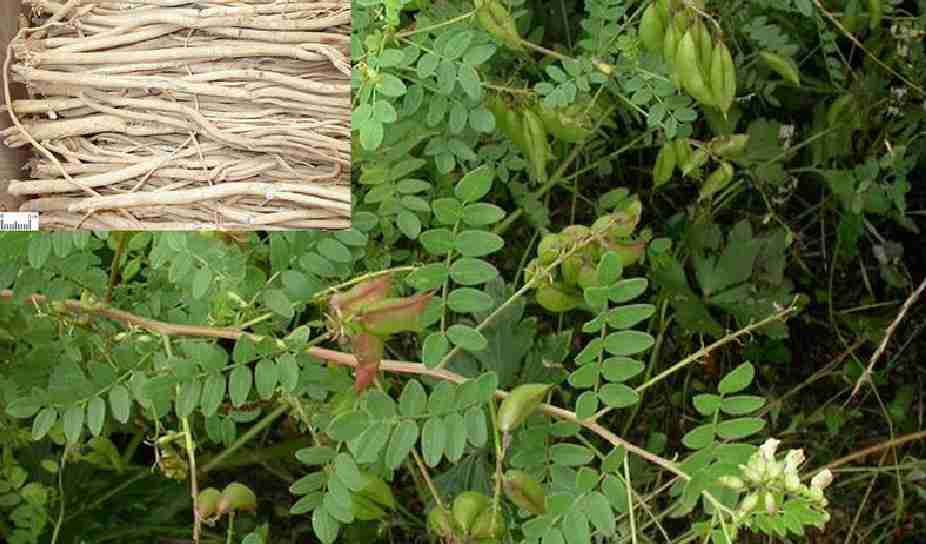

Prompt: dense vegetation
xmin=2 ymin=0 xmax=926 ymax=542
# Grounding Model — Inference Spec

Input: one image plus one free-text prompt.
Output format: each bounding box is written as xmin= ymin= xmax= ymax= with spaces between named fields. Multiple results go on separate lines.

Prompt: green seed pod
xmin=475 ymin=0 xmax=524 ymax=51
xmin=689 ymin=20 xmax=713 ymax=69
xmin=522 ymin=108 xmax=551 ymax=183
xmin=452 ymin=491 xmax=490 ymax=533
xmin=357 ymin=292 xmax=433 ymax=337
xmin=486 ymin=95 xmax=530 ymax=155
xmin=677 ymin=28 xmax=715 ymax=107
xmin=196 ymin=487 xmax=223 ymax=521
xmin=868 ymin=0 xmax=882 ymax=31
xmin=639 ymin=3 xmax=667 ymax=54
xmin=653 ymin=141 xmax=677 ymax=187
xmin=709 ymin=134 xmax=749 ymax=159
xmin=699 ymin=162 xmax=734 ymax=201
xmin=470 ymin=507 xmax=505 ymax=539
xmin=655 ymin=0 xmax=672 ymax=21
xmin=681 ymin=148 xmax=708 ymax=176
xmin=738 ymin=492 xmax=759 ymax=513
xmin=673 ymin=139 xmax=693 ymax=171
xmin=503 ymin=470 xmax=547 ymax=514
xmin=537 ymin=234 xmax=563 ymax=264
xmin=217 ymin=482 xmax=257 ymax=514
xmin=758 ymin=51 xmax=800 ymax=86
xmin=535 ymin=285 xmax=582 ymax=313
xmin=662 ymin=21 xmax=683 ymax=88
xmin=497 ymin=384 xmax=552 ymax=433
xmin=427 ymin=507 xmax=455 ymax=538
xmin=708 ymin=40 xmax=736 ymax=114
xmin=535 ymin=103 xmax=592 ymax=144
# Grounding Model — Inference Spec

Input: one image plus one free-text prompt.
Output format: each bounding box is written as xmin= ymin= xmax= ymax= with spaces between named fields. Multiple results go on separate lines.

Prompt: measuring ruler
xmin=0 ymin=213 xmax=39 ymax=232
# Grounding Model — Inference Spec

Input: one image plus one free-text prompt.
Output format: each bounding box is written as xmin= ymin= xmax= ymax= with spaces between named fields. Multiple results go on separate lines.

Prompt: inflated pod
xmin=673 ymin=139 xmax=693 ymax=171
xmin=217 ymin=482 xmax=257 ymax=514
xmin=680 ymin=148 xmax=708 ymax=176
xmin=497 ymin=384 xmax=552 ymax=433
xmin=196 ymin=488 xmax=223 ymax=520
xmin=677 ymin=28 xmax=715 ymax=107
xmin=535 ymin=285 xmax=583 ymax=313
xmin=475 ymin=0 xmax=524 ymax=51
xmin=868 ymin=0 xmax=882 ymax=31
xmin=758 ymin=51 xmax=800 ymax=86
xmin=708 ymin=41 xmax=736 ymax=114
xmin=522 ymin=108 xmax=551 ymax=183
xmin=699 ymin=161 xmax=734 ymax=201
xmin=470 ymin=507 xmax=505 ymax=539
xmin=653 ymin=141 xmax=677 ymax=187
xmin=427 ymin=507 xmax=455 ymax=538
xmin=452 ymin=491 xmax=490 ymax=533
xmin=503 ymin=470 xmax=547 ymax=514
xmin=662 ymin=20 xmax=683 ymax=87
xmin=639 ymin=3 xmax=667 ymax=54
xmin=689 ymin=20 xmax=713 ymax=69
xmin=710 ymin=134 xmax=749 ymax=158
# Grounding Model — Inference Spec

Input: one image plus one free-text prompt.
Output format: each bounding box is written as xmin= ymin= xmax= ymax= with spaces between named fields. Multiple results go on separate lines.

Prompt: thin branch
xmin=848 ymin=275 xmax=926 ymax=401
xmin=1 ymin=289 xmax=689 ymax=480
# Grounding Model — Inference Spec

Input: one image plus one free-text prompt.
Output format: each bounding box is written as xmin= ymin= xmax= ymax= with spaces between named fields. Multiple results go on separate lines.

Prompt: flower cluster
xmin=720 ymin=438 xmax=833 ymax=526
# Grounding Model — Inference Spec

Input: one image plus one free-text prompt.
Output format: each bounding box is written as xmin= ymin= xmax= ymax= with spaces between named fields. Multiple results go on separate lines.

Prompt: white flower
xmin=766 ymin=459 xmax=784 ymax=480
xmin=810 ymin=469 xmax=833 ymax=491
xmin=784 ymin=472 xmax=801 ymax=492
xmin=739 ymin=492 xmax=758 ymax=513
xmin=783 ymin=449 xmax=805 ymax=474
xmin=718 ymin=476 xmax=745 ymax=490
xmin=764 ymin=491 xmax=776 ymax=514
xmin=740 ymin=462 xmax=762 ymax=483
xmin=758 ymin=438 xmax=781 ymax=462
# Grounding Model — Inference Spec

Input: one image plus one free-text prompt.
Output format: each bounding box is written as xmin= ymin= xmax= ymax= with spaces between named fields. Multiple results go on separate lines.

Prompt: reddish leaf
xmin=330 ymin=275 xmax=392 ymax=316
xmin=352 ymin=332 xmax=384 ymax=393
xmin=358 ymin=292 xmax=434 ymax=337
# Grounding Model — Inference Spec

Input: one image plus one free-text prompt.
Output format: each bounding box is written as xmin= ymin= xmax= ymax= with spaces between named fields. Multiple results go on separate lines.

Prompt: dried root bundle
xmin=2 ymin=0 xmax=351 ymax=230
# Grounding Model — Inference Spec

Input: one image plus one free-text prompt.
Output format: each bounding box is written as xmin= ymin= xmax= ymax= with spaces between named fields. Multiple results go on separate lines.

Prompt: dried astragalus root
xmin=2 ymin=0 xmax=351 ymax=230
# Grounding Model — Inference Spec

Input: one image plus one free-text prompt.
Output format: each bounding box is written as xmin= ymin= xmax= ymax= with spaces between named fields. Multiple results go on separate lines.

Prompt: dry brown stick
xmin=2 ymin=114 xmax=178 ymax=146
xmin=812 ymin=430 xmax=926 ymax=476
xmin=13 ymin=67 xmax=342 ymax=110
xmin=26 ymin=43 xmax=338 ymax=66
xmin=0 ymin=290 xmax=689 ymax=481
xmin=848 ymin=275 xmax=926 ymax=401
xmin=67 ymin=182 xmax=351 ymax=213
xmin=4 ymin=28 xmax=105 ymax=198
xmin=8 ymin=145 xmax=213 ymax=195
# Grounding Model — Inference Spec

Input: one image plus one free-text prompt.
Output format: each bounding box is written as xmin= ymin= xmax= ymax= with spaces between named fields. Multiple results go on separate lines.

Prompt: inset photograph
xmin=0 ymin=0 xmax=350 ymax=231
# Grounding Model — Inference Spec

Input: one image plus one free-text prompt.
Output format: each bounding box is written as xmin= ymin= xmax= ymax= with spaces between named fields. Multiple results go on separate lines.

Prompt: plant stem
xmin=104 ymin=232 xmax=129 ymax=304
xmin=1 ymin=289 xmax=689 ymax=480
